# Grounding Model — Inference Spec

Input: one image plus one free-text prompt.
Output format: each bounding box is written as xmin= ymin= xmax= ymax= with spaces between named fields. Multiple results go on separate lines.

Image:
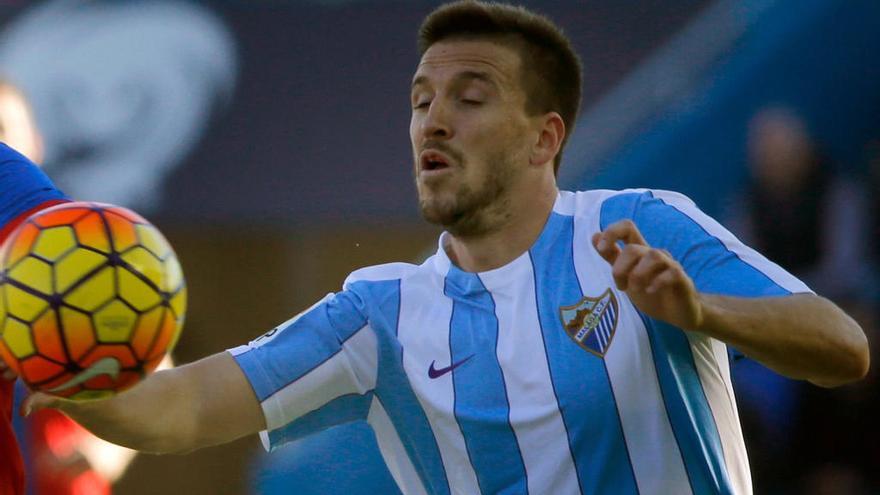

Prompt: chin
xmin=418 ymin=197 xmax=454 ymax=226
xmin=420 ymin=200 xmax=491 ymax=237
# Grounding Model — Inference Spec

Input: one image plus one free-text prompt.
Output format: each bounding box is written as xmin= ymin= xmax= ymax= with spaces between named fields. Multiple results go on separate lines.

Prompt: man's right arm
xmin=20 ymin=352 xmax=265 ymax=454
xmin=4 ymin=245 xmax=377 ymax=456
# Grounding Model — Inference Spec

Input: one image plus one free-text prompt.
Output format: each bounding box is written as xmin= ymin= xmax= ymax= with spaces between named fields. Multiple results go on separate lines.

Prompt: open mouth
xmin=420 ymin=150 xmax=452 ymax=172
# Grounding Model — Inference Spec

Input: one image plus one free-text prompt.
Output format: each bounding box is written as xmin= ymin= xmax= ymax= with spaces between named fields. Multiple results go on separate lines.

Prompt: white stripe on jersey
xmin=262 ymin=325 xmax=377 ymax=431
xmin=687 ymin=332 xmax=752 ymax=495
xmin=368 ymin=397 xmax=430 ymax=495
xmin=479 ymin=258 xmax=582 ymax=495
xmin=397 ymin=269 xmax=481 ymax=494
xmin=562 ymin=191 xmax=693 ymax=495
xmin=345 ymin=262 xmax=419 ymax=289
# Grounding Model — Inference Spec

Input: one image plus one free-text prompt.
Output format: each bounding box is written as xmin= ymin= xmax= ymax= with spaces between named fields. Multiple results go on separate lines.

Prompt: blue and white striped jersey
xmin=229 ymin=189 xmax=810 ymax=495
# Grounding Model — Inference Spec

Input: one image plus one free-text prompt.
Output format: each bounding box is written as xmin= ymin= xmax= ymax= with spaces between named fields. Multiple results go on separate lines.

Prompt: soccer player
xmin=0 ymin=170 xmax=64 ymax=494
xmin=4 ymin=2 xmax=869 ymax=494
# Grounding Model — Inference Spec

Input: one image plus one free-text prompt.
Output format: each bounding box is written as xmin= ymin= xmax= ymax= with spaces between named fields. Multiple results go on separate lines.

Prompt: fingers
xmin=593 ymin=220 xmax=648 ymax=265
xmin=21 ymin=391 xmax=59 ymax=417
xmin=629 ymin=249 xmax=672 ymax=292
xmin=592 ymin=232 xmax=621 ymax=264
xmin=646 ymin=266 xmax=684 ymax=294
xmin=593 ymin=221 xmax=701 ymax=329
xmin=610 ymin=244 xmax=649 ymax=290
xmin=610 ymin=245 xmax=674 ymax=291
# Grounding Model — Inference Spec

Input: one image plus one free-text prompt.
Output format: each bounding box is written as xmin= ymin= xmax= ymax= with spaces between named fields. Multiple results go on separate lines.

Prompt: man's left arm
xmin=593 ymin=219 xmax=868 ymax=388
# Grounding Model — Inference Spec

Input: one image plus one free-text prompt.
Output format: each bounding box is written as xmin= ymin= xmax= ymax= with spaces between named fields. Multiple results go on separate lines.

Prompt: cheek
xmin=477 ymin=123 xmax=529 ymax=170
xmin=409 ymin=116 xmax=419 ymax=146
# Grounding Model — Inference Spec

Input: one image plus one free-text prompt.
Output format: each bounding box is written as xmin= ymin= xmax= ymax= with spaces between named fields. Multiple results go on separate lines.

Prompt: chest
xmin=391 ymin=252 xmax=642 ymax=424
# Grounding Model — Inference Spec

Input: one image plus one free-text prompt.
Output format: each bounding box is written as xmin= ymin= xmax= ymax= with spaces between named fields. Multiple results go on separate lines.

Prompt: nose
xmin=421 ymin=100 xmax=453 ymax=140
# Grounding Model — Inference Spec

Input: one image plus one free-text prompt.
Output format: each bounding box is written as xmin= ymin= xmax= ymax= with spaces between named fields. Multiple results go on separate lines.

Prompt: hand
xmin=21 ymin=391 xmax=64 ymax=417
xmin=592 ymin=220 xmax=704 ymax=331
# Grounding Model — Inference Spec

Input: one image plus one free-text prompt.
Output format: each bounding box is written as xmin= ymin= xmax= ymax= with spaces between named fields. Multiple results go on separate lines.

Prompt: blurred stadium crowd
xmin=0 ymin=0 xmax=877 ymax=494
xmin=725 ymin=106 xmax=880 ymax=495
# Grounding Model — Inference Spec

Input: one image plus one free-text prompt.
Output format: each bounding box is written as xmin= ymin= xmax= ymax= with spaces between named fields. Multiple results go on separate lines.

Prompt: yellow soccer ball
xmin=0 ymin=202 xmax=186 ymax=399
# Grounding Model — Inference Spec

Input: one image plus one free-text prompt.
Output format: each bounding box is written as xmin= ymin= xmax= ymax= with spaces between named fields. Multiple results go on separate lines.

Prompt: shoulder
xmin=557 ymin=188 xmax=698 ymax=225
xmin=0 ymin=144 xmax=68 ymax=228
xmin=340 ymin=262 xmax=425 ymax=324
xmin=343 ymin=262 xmax=421 ymax=291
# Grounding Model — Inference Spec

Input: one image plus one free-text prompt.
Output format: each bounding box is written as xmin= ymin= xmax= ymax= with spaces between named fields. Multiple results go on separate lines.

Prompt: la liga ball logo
xmin=0 ymin=202 xmax=186 ymax=400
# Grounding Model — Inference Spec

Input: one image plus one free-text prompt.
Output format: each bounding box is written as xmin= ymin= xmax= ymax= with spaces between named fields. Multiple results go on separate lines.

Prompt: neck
xmin=445 ymin=174 xmax=557 ymax=272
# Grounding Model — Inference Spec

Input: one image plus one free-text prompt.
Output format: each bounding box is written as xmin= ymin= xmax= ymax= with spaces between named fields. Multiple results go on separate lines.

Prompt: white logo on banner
xmin=0 ymin=0 xmax=238 ymax=211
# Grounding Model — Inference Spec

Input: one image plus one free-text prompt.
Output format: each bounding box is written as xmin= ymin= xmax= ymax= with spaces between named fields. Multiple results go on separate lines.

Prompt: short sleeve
xmin=228 ymin=289 xmax=379 ymax=451
xmin=599 ymin=190 xmax=812 ymax=297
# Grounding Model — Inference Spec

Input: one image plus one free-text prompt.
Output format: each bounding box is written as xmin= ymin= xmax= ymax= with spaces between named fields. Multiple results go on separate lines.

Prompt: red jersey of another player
xmin=1 ymin=199 xmax=68 ymax=495
xmin=1 ymin=379 xmax=24 ymax=495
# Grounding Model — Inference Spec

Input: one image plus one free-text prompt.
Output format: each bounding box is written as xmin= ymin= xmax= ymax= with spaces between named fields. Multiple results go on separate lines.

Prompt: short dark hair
xmin=418 ymin=1 xmax=583 ymax=175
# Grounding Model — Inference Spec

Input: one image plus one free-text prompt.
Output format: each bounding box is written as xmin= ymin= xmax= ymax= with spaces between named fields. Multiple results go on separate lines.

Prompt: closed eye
xmin=413 ymin=101 xmax=431 ymax=110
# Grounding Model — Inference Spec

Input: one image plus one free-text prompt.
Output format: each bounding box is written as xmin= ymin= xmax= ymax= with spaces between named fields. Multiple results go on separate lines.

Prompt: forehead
xmin=413 ymin=39 xmax=522 ymax=88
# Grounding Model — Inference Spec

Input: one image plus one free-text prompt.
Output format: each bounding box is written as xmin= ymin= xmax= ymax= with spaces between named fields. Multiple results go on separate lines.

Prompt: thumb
xmin=21 ymin=391 xmax=62 ymax=417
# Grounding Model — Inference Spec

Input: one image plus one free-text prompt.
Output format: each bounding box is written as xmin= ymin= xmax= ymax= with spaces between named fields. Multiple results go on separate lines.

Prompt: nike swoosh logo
xmin=48 ymin=357 xmax=121 ymax=393
xmin=428 ymin=354 xmax=474 ymax=379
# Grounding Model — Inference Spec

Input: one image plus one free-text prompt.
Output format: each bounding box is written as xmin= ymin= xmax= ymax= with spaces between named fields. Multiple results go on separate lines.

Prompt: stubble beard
xmin=417 ymin=152 xmax=513 ymax=237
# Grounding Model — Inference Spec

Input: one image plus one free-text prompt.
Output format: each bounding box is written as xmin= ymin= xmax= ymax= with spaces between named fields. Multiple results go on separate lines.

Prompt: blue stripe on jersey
xmin=444 ymin=270 xmax=528 ymax=495
xmin=235 ymin=290 xmax=369 ymax=402
xmin=350 ymin=279 xmax=451 ymax=495
xmin=530 ymin=212 xmax=639 ymax=494
xmin=638 ymin=313 xmax=729 ymax=494
xmin=0 ymin=143 xmax=67 ymax=225
xmin=647 ymin=194 xmax=790 ymax=297
xmin=267 ymin=392 xmax=374 ymax=446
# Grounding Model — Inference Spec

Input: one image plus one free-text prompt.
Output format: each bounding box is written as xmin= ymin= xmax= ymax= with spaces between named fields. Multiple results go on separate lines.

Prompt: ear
xmin=530 ymin=112 xmax=565 ymax=168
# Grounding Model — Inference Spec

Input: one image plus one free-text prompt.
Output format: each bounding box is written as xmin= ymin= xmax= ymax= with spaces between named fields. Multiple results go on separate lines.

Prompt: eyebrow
xmin=411 ymin=70 xmax=499 ymax=91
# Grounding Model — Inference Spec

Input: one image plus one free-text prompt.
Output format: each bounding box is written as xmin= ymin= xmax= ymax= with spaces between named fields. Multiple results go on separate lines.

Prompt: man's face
xmin=410 ymin=39 xmax=534 ymax=236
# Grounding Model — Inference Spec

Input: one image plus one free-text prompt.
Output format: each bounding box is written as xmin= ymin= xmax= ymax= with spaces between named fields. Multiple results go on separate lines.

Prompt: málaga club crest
xmin=558 ymin=288 xmax=619 ymax=358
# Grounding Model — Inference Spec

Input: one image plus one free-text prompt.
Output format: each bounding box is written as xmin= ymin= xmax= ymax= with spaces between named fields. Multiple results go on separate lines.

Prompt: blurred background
xmin=2 ymin=0 xmax=878 ymax=493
